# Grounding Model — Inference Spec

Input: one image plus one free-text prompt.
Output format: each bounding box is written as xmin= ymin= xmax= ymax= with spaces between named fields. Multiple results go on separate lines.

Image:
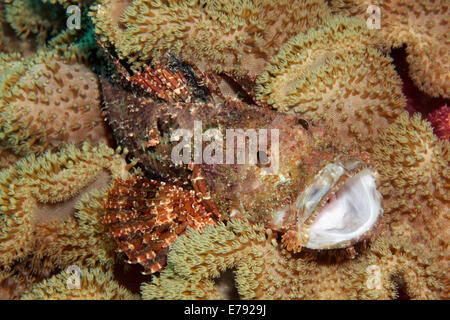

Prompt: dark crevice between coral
xmin=113 ymin=261 xmax=151 ymax=295
xmin=214 ymin=269 xmax=240 ymax=300
xmin=390 ymin=46 xmax=449 ymax=117
xmin=0 ymin=18 xmax=38 ymax=56
xmin=1 ymin=16 xmax=14 ymax=36
xmin=390 ymin=272 xmax=410 ymax=300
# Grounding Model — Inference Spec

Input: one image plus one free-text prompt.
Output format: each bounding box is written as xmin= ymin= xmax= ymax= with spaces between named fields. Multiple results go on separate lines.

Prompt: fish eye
xmin=298 ymin=118 xmax=309 ymax=130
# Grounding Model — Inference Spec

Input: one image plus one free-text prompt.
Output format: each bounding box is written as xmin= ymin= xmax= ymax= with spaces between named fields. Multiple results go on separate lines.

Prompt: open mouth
xmin=306 ymin=168 xmax=383 ymax=249
xmin=293 ymin=157 xmax=383 ymax=250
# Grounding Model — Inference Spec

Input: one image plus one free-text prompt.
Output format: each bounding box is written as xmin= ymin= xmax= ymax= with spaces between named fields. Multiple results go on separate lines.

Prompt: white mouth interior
xmin=306 ymin=168 xmax=383 ymax=249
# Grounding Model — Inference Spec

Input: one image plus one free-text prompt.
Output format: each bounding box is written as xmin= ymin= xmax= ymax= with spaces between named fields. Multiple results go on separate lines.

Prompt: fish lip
xmin=290 ymin=156 xmax=383 ymax=250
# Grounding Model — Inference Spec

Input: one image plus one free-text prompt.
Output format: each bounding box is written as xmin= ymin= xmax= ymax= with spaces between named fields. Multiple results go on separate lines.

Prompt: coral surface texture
xmin=0 ymin=0 xmax=448 ymax=301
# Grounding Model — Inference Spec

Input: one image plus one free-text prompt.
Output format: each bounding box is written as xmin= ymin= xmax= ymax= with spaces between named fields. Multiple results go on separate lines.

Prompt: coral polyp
xmin=255 ymin=16 xmax=406 ymax=150
xmin=0 ymin=47 xmax=110 ymax=155
xmin=372 ymin=113 xmax=449 ymax=243
xmin=21 ymin=267 xmax=137 ymax=300
xmin=142 ymin=218 xmax=448 ymax=299
xmin=0 ymin=142 xmax=133 ymax=298
xmin=4 ymin=0 xmax=65 ymax=42
xmin=330 ymin=0 xmax=450 ymax=99
xmin=92 ymin=0 xmax=331 ymax=78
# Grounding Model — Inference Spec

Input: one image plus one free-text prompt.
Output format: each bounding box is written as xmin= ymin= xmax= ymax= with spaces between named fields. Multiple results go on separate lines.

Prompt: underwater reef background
xmin=0 ymin=0 xmax=449 ymax=300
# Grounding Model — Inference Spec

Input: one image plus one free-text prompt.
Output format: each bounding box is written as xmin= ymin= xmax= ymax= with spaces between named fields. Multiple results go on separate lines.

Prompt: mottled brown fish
xmin=100 ymin=49 xmax=384 ymax=272
xmin=104 ymin=176 xmax=221 ymax=274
